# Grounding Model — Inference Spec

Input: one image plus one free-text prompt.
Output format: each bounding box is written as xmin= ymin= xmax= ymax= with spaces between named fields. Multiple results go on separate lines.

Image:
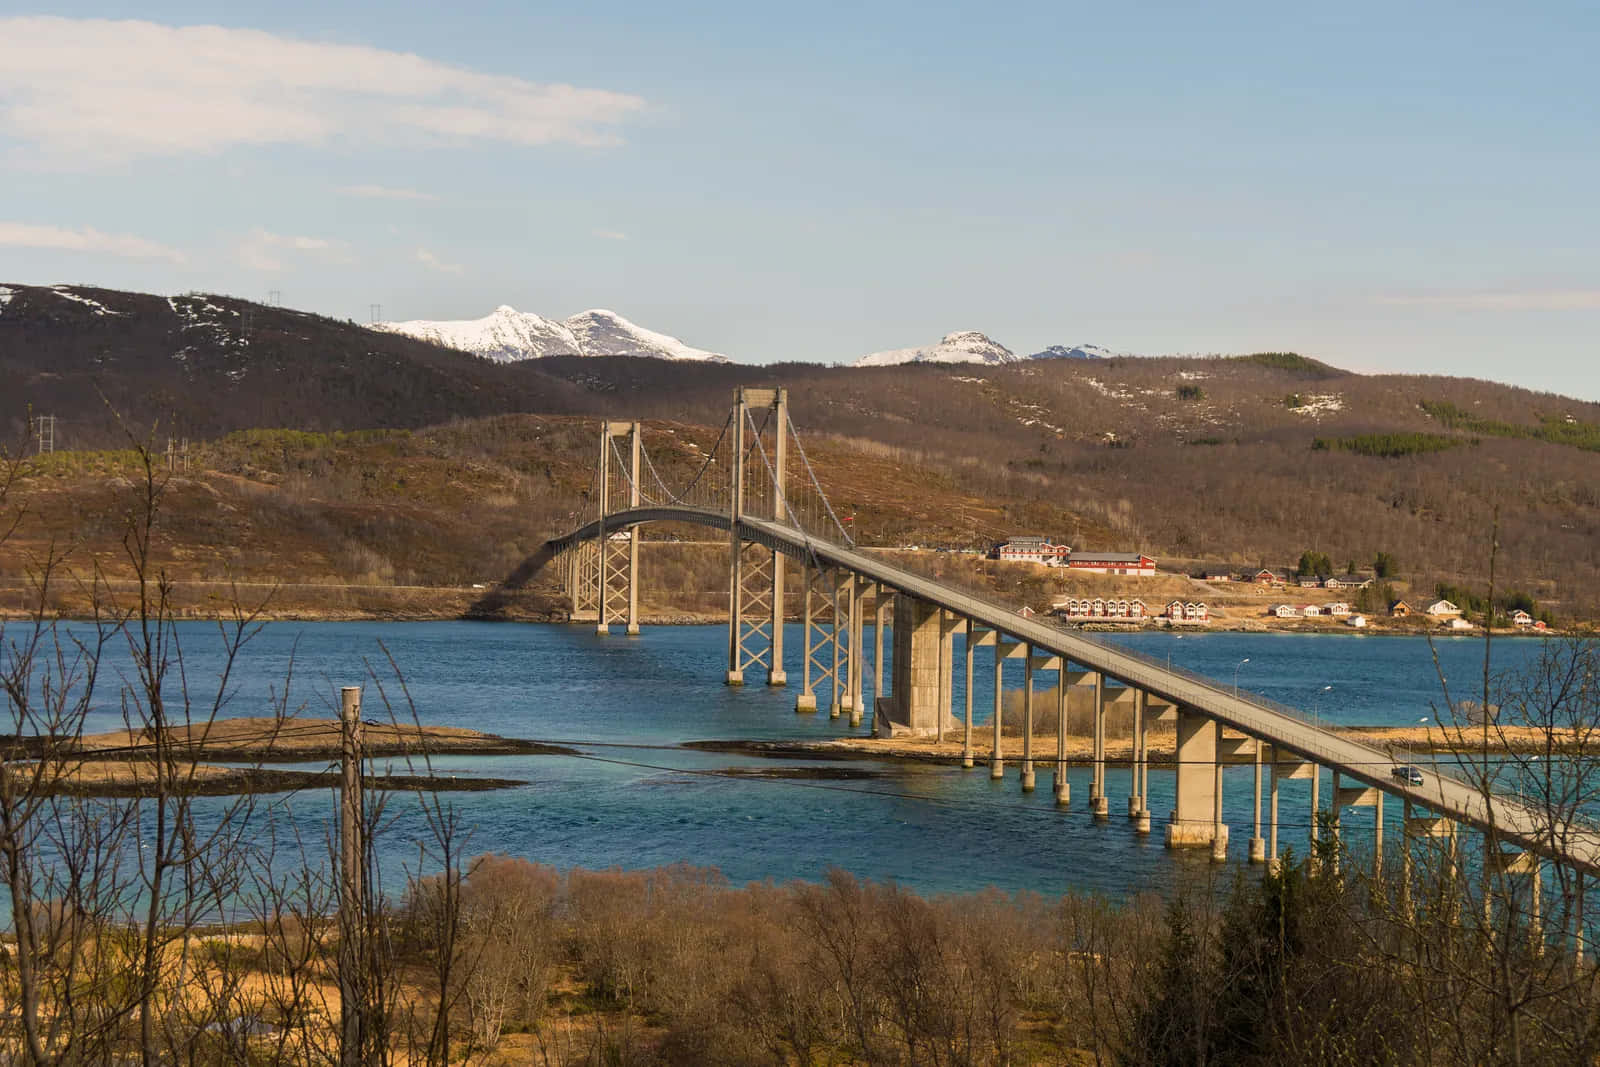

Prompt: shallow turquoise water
xmin=29 ymin=620 xmax=1552 ymax=897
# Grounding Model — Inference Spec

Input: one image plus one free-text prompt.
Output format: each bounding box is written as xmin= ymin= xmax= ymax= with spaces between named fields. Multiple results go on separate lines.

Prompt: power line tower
xmin=35 ymin=415 xmax=54 ymax=455
xmin=369 ymin=303 xmax=382 ymax=323
xmin=268 ymin=289 xmax=282 ymax=307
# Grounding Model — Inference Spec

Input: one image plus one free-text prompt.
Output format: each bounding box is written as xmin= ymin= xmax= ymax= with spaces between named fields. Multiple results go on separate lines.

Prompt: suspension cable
xmin=785 ymin=409 xmax=854 ymax=546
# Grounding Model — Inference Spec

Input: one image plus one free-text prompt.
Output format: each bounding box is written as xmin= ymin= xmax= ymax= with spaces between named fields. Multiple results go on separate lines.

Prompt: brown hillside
xmin=3 ymin=286 xmax=1597 ymax=617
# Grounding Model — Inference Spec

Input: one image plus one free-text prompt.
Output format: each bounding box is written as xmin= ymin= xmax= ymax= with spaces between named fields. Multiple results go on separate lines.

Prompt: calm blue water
xmin=19 ymin=621 xmax=1557 ymax=897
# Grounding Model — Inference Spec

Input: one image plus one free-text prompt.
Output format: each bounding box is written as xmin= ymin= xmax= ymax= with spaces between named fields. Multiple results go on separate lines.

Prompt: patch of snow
xmin=372 ymin=305 xmax=728 ymax=363
xmin=853 ymin=331 xmax=1018 ymax=367
xmin=0 ymin=286 xmax=13 ymax=314
xmin=1289 ymin=393 xmax=1344 ymax=416
xmin=1176 ymin=370 xmax=1209 ymax=380
xmin=951 ymin=376 xmax=987 ymax=384
xmin=50 ymin=286 xmax=124 ymax=315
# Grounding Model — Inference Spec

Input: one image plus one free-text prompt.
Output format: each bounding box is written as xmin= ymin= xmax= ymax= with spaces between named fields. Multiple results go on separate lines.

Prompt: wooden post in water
xmin=338 ymin=686 xmax=365 ymax=1065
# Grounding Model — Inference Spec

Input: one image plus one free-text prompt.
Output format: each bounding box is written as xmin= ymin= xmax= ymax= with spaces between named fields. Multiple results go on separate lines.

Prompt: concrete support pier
xmin=1053 ymin=667 xmax=1070 ymax=805
xmin=1090 ymin=673 xmax=1109 ymax=819
xmin=794 ymin=561 xmax=817 ymax=713
xmin=872 ymin=596 xmax=956 ymax=738
xmin=1020 ymin=647 xmax=1036 ymax=792
xmin=962 ymin=619 xmax=975 ymax=769
xmin=1248 ymin=739 xmax=1266 ymax=863
xmin=1166 ymin=709 xmax=1225 ymax=849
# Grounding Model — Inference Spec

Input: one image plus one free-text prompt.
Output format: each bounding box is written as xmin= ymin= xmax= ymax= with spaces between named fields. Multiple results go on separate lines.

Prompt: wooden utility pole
xmin=338 ymin=686 xmax=365 ymax=1065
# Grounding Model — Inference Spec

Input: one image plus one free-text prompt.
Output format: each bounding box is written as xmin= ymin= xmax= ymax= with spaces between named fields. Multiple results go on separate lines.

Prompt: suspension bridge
xmin=542 ymin=387 xmax=1598 ymax=932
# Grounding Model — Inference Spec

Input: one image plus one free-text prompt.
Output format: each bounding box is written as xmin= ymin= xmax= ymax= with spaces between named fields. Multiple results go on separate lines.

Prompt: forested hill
xmin=4 ymin=283 xmax=1599 ymax=616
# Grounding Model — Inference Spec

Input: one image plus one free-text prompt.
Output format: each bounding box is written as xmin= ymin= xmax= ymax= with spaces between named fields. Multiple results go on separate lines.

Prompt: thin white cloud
xmin=594 ymin=229 xmax=628 ymax=241
xmin=0 ymin=16 xmax=649 ymax=165
xmin=340 ymin=184 xmax=437 ymax=202
xmin=0 ymin=220 xmax=186 ymax=263
xmin=1379 ymin=289 xmax=1600 ymax=311
xmin=415 ymin=248 xmax=464 ymax=275
xmin=238 ymin=227 xmax=345 ymax=272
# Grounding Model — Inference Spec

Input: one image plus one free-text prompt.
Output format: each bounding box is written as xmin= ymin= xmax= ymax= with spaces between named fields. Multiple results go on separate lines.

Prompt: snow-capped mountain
xmin=853 ymin=331 xmax=1020 ymax=368
xmin=1028 ymin=343 xmax=1119 ymax=360
xmin=372 ymin=305 xmax=728 ymax=363
xmin=563 ymin=309 xmax=728 ymax=361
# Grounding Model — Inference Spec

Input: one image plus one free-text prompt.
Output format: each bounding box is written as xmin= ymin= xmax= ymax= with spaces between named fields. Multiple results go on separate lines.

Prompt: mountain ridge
xmin=372 ymin=305 xmax=729 ymax=363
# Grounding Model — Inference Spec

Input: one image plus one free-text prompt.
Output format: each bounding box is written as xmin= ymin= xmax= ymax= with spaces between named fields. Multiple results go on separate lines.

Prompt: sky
xmin=1 ymin=2 xmax=1598 ymax=400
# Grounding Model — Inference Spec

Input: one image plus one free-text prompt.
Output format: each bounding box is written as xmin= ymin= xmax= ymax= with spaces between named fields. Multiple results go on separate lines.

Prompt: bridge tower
xmin=592 ymin=420 xmax=643 ymax=635
xmin=726 ymin=388 xmax=790 ymax=686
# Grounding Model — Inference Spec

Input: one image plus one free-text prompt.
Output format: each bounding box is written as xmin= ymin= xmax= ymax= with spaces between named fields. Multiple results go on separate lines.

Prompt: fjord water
xmin=75 ymin=622 xmax=1549 ymax=897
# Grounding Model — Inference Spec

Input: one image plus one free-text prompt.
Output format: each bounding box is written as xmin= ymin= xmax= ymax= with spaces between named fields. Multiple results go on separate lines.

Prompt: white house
xmin=1065 ymin=552 xmax=1157 ymax=576
xmin=995 ymin=536 xmax=1069 ymax=564
xmin=1425 ymin=599 xmax=1463 ymax=618
xmin=1510 ymin=609 xmax=1534 ymax=627
xmin=1272 ymin=604 xmax=1300 ymax=618
xmin=1347 ymin=614 xmax=1368 ymax=629
xmin=1301 ymin=603 xmax=1323 ymax=617
xmin=1325 ymin=602 xmax=1351 ymax=617
xmin=1444 ymin=616 xmax=1474 ymax=630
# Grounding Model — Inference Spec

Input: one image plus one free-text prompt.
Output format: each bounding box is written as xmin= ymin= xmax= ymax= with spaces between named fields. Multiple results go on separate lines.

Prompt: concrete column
xmin=828 ymin=574 xmax=845 ymax=718
xmin=766 ymin=549 xmax=785 ymax=683
xmin=1401 ymin=799 xmax=1413 ymax=919
xmin=1330 ymin=771 xmax=1343 ymax=875
xmin=847 ymin=580 xmax=864 ymax=726
xmin=1268 ymin=757 xmax=1281 ymax=867
xmin=990 ymin=644 xmax=1004 ymax=779
xmin=873 ymin=590 xmax=887 ymax=710
xmin=1249 ymin=740 xmax=1266 ymax=863
xmin=962 ymin=619 xmax=975 ymax=769
xmin=1129 ymin=689 xmax=1145 ymax=817
xmin=1166 ymin=708 xmax=1223 ymax=849
xmin=795 ymin=560 xmax=816 ymax=713
xmin=567 ymin=549 xmax=579 ymax=616
xmin=1089 ymin=673 xmax=1103 ymax=803
xmin=935 ymin=610 xmax=948 ymax=744
xmin=1373 ymin=790 xmax=1384 ymax=881
xmin=768 ymin=394 xmax=787 ymax=679
xmin=1575 ymin=873 xmax=1586 ymax=965
xmin=1211 ymin=721 xmax=1227 ymax=862
xmin=1091 ymin=675 xmax=1109 ymax=819
xmin=1309 ymin=765 xmax=1320 ymax=866
xmin=626 ymin=423 xmax=641 ymax=636
xmin=1134 ymin=691 xmax=1150 ymax=833
xmin=1054 ymin=667 xmax=1069 ymax=805
xmin=1020 ymin=647 xmax=1035 ymax=792
xmin=874 ymin=596 xmax=951 ymax=736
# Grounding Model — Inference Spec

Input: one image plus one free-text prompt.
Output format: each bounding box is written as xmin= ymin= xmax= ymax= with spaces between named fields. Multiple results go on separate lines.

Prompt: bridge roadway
xmin=549 ymin=505 xmax=1600 ymax=877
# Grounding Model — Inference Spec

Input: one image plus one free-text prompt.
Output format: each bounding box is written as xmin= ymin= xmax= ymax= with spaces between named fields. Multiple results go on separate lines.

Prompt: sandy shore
xmin=691 ymin=724 xmax=1587 ymax=765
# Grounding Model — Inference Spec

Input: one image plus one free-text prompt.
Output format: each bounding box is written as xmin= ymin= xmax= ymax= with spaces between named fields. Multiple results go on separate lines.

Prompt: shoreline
xmin=688 ymin=723 xmax=1590 ymax=764
xmin=0 ymin=604 xmax=1578 ymax=636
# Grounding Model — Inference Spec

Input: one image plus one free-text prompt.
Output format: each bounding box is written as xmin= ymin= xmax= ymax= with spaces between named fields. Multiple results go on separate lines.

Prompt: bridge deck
xmin=549 ymin=506 xmax=1600 ymax=876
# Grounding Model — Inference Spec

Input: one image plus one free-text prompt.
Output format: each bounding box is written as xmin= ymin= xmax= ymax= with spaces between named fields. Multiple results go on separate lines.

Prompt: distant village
xmin=991 ymin=537 xmax=1551 ymax=632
